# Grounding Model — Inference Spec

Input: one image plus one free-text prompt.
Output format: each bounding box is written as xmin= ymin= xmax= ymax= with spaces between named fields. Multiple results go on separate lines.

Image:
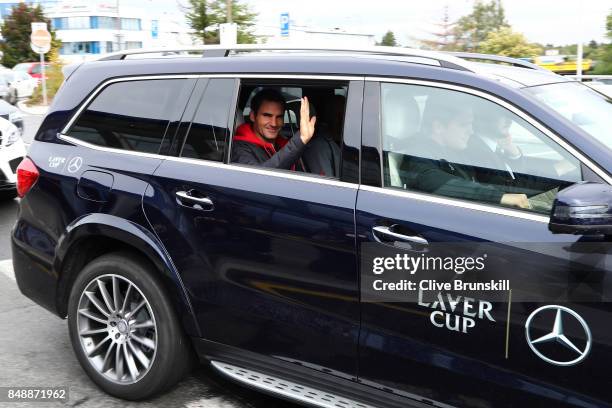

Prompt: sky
xmin=133 ymin=0 xmax=611 ymax=46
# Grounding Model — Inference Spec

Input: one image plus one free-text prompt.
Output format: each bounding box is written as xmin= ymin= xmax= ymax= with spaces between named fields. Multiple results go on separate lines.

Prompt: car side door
xmin=142 ymin=76 xmax=364 ymax=380
xmin=356 ymin=79 xmax=612 ymax=408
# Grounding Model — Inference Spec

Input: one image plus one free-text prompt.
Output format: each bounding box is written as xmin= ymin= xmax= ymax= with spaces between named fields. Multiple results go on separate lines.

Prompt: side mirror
xmin=549 ymin=182 xmax=612 ymax=235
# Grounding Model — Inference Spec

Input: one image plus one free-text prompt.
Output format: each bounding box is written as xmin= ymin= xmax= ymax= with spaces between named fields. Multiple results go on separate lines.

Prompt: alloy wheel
xmin=76 ymin=274 xmax=157 ymax=384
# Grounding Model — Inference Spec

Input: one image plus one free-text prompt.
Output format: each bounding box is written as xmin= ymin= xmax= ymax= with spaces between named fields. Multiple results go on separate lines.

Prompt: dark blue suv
xmin=12 ymin=45 xmax=612 ymax=408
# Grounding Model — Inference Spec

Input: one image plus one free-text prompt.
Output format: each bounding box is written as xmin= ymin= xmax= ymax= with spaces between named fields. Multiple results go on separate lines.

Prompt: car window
xmin=31 ymin=64 xmax=41 ymax=74
xmin=230 ymin=82 xmax=348 ymax=179
xmin=381 ymin=82 xmax=583 ymax=215
xmin=180 ymin=78 xmax=235 ymax=162
xmin=66 ymin=79 xmax=194 ymax=154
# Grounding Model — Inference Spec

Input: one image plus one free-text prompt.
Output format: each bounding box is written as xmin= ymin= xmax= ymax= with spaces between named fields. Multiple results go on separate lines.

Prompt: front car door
xmin=356 ymin=78 xmax=612 ymax=407
xmin=143 ymin=76 xmax=364 ymax=380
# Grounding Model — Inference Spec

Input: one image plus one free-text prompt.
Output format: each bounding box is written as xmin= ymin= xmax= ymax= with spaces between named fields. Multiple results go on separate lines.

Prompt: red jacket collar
xmin=234 ymin=123 xmax=290 ymax=156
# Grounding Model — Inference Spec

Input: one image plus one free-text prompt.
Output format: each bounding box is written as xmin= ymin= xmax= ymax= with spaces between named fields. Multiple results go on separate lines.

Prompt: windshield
xmin=525 ymin=82 xmax=612 ymax=148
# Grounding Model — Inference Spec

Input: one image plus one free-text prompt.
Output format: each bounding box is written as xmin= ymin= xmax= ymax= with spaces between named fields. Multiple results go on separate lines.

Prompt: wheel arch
xmin=54 ymin=214 xmax=201 ymax=337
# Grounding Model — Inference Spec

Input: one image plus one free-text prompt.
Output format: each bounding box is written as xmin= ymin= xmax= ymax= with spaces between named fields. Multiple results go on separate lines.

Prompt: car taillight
xmin=16 ymin=157 xmax=39 ymax=198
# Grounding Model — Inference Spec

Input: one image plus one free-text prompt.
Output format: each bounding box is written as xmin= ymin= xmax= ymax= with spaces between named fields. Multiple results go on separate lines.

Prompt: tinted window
xmin=180 ymin=79 xmax=234 ymax=161
xmin=67 ymin=79 xmax=193 ymax=154
xmin=381 ymin=82 xmax=583 ymax=214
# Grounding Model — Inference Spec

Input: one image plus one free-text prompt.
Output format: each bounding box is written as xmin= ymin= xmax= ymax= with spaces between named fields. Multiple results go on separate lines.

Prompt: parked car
xmin=0 ymin=116 xmax=25 ymax=199
xmin=12 ymin=62 xmax=49 ymax=83
xmin=12 ymin=45 xmax=612 ymax=407
xmin=0 ymin=75 xmax=9 ymax=100
xmin=0 ymin=99 xmax=24 ymax=134
xmin=0 ymin=70 xmax=37 ymax=104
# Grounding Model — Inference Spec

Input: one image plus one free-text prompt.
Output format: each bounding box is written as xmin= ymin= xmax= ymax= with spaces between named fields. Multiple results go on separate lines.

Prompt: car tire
xmin=67 ymin=252 xmax=194 ymax=400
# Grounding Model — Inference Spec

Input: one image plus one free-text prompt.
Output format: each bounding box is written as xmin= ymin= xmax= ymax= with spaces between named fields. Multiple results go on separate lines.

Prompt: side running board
xmin=210 ymin=360 xmax=376 ymax=408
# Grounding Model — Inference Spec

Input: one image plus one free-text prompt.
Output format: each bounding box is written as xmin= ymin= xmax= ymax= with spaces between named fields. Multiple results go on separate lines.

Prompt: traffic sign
xmin=280 ymin=12 xmax=289 ymax=37
xmin=31 ymin=30 xmax=51 ymax=48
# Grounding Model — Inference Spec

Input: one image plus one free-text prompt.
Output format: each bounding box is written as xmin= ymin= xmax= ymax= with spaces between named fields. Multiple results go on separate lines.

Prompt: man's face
xmin=434 ymin=109 xmax=474 ymax=151
xmin=250 ymin=100 xmax=284 ymax=142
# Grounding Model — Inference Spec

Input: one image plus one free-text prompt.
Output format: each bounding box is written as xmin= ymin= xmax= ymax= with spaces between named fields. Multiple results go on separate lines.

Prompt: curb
xmin=17 ymin=101 xmax=49 ymax=115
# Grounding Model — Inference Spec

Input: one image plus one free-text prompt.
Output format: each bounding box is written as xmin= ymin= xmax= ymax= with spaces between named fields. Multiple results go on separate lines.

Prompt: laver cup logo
xmin=418 ymin=290 xmax=495 ymax=334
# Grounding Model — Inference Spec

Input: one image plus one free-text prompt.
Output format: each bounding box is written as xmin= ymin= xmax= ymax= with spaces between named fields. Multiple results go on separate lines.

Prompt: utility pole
xmin=227 ymin=0 xmax=232 ymax=23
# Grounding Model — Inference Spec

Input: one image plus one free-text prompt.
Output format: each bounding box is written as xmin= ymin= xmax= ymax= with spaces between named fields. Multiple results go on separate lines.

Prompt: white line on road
xmin=0 ymin=259 xmax=14 ymax=281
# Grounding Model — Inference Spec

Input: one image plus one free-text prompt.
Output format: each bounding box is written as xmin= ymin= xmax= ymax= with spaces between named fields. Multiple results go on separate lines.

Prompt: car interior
xmin=232 ymin=81 xmax=348 ymax=179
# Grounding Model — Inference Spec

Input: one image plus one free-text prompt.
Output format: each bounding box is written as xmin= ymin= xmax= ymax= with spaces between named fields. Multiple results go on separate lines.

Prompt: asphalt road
xmin=0 ymin=111 xmax=301 ymax=408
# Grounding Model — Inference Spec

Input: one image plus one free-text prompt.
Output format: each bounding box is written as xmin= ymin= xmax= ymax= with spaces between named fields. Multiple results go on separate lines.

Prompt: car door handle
xmin=175 ymin=190 xmax=214 ymax=210
xmin=372 ymin=226 xmax=428 ymax=245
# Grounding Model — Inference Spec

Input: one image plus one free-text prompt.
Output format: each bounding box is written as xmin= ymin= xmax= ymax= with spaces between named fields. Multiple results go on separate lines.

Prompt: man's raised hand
xmin=299 ymin=96 xmax=317 ymax=144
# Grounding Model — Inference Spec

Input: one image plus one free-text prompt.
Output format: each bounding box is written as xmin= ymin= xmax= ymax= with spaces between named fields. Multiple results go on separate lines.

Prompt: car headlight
xmin=8 ymin=111 xmax=22 ymax=123
xmin=4 ymin=127 xmax=20 ymax=147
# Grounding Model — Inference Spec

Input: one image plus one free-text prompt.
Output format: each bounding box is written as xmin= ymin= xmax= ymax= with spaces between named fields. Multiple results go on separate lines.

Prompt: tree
xmin=184 ymin=0 xmax=257 ymax=45
xmin=453 ymin=0 xmax=509 ymax=52
xmin=0 ymin=3 xmax=61 ymax=68
xmin=593 ymin=10 xmax=612 ymax=74
xmin=420 ymin=6 xmax=456 ymax=50
xmin=211 ymin=0 xmax=257 ymax=43
xmin=479 ymin=27 xmax=542 ymax=58
xmin=379 ymin=31 xmax=398 ymax=47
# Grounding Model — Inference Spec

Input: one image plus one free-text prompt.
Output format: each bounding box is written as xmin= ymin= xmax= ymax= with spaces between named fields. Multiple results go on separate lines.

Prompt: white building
xmin=46 ymin=1 xmax=196 ymax=62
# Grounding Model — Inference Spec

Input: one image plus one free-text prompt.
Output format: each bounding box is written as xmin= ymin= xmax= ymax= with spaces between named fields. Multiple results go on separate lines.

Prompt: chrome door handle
xmin=372 ymin=226 xmax=428 ymax=245
xmin=175 ymin=190 xmax=214 ymax=211
xmin=176 ymin=191 xmax=213 ymax=205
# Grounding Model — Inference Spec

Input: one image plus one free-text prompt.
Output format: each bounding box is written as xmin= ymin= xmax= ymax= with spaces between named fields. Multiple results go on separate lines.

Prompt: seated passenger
xmin=404 ymin=95 xmax=531 ymax=209
xmin=232 ymin=89 xmax=316 ymax=170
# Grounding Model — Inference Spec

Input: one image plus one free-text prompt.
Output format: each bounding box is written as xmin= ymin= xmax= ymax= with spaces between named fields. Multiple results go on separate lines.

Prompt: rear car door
xmin=142 ymin=76 xmax=364 ymax=379
xmin=356 ymin=79 xmax=612 ymax=407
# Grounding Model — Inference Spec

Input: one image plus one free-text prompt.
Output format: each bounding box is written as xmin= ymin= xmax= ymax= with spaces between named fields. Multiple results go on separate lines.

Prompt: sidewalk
xmin=16 ymin=100 xmax=48 ymax=115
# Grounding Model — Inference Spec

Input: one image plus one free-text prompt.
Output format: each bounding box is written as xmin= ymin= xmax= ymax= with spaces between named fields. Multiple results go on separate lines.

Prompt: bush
xmin=28 ymin=63 xmax=63 ymax=105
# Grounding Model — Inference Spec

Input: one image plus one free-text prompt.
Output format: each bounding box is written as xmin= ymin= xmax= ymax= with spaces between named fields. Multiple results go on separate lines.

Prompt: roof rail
xmin=448 ymin=52 xmax=548 ymax=71
xmin=96 ymin=44 xmax=475 ymax=72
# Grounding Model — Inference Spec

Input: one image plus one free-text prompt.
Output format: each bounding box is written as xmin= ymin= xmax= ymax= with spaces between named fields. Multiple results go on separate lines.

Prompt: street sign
xmin=280 ymin=12 xmax=289 ymax=37
xmin=30 ymin=22 xmax=50 ymax=106
xmin=151 ymin=20 xmax=158 ymax=39
xmin=30 ymin=22 xmax=51 ymax=53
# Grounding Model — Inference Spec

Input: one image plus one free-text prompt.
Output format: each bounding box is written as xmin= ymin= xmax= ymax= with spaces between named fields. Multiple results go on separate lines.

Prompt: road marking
xmin=185 ymin=398 xmax=243 ymax=408
xmin=0 ymin=259 xmax=15 ymax=281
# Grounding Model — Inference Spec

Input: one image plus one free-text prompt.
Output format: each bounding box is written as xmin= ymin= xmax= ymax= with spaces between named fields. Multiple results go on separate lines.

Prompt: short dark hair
xmin=250 ymin=88 xmax=286 ymax=115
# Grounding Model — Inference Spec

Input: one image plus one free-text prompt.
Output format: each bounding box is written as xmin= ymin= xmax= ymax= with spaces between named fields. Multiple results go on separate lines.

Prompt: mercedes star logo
xmin=67 ymin=156 xmax=83 ymax=173
xmin=525 ymin=305 xmax=591 ymax=366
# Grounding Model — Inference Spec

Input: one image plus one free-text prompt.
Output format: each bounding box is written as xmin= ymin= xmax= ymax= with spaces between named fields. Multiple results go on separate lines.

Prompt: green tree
xmin=184 ymin=0 xmax=222 ymax=44
xmin=479 ymin=27 xmax=542 ymax=58
xmin=210 ymin=0 xmax=257 ymax=43
xmin=379 ymin=31 xmax=398 ymax=46
xmin=593 ymin=10 xmax=612 ymax=74
xmin=453 ymin=0 xmax=509 ymax=52
xmin=0 ymin=3 xmax=61 ymax=68
xmin=184 ymin=0 xmax=257 ymax=44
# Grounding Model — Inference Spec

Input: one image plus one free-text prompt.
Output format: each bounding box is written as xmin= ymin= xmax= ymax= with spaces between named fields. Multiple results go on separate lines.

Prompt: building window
xmin=60 ymin=42 xmax=101 ymax=55
xmin=90 ymin=16 xmax=98 ymax=29
xmin=52 ymin=17 xmax=66 ymax=30
xmin=98 ymin=16 xmax=116 ymax=29
xmin=121 ymin=18 xmax=141 ymax=30
xmin=66 ymin=16 xmax=90 ymax=29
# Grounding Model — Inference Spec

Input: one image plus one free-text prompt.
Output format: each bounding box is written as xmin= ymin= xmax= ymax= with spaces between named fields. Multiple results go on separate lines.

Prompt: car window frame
xmin=226 ymin=76 xmax=363 ymax=185
xmin=364 ymin=77 xmax=612 ymax=221
xmin=59 ymin=75 xmax=199 ymax=156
